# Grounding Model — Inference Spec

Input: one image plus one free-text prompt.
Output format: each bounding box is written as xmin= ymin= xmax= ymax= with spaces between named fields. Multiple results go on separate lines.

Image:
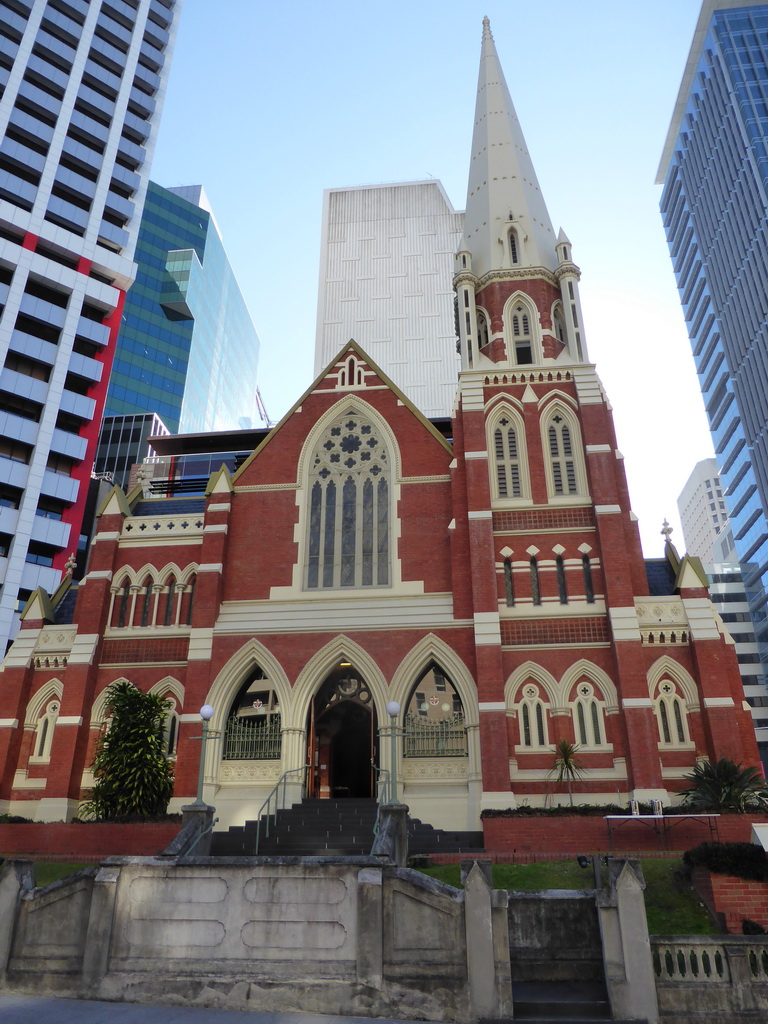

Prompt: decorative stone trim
xmin=218 ymin=760 xmax=282 ymax=783
xmin=402 ymin=757 xmax=468 ymax=779
xmin=122 ymin=515 xmax=204 ymax=540
xmin=483 ymin=370 xmax=573 ymax=386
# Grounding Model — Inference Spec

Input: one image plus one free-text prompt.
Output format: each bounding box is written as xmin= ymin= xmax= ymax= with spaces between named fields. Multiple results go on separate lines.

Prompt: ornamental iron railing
xmin=403 ymin=712 xmax=467 ymax=757
xmin=223 ymin=713 xmax=281 ymax=761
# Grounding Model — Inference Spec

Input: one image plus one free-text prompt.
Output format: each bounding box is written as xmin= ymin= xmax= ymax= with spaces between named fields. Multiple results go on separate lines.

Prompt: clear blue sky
xmin=150 ymin=0 xmax=710 ymax=556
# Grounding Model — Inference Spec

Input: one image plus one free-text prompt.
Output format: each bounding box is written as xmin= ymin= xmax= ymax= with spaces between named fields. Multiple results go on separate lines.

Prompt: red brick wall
xmin=692 ymin=865 xmax=768 ymax=933
xmin=482 ymin=814 xmax=768 ymax=858
xmin=0 ymin=822 xmax=180 ymax=861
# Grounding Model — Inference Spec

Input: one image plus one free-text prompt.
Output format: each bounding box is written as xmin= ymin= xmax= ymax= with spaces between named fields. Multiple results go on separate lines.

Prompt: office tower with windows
xmin=678 ymin=457 xmax=767 ymax=766
xmin=315 ymin=181 xmax=463 ymax=419
xmin=0 ymin=0 xmax=180 ymax=649
xmin=101 ymin=181 xmax=261 ymax=440
xmin=658 ymin=0 xmax=768 ymax=672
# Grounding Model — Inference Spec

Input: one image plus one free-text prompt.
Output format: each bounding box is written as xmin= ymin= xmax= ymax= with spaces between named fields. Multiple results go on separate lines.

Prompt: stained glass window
xmin=306 ymin=408 xmax=391 ymax=589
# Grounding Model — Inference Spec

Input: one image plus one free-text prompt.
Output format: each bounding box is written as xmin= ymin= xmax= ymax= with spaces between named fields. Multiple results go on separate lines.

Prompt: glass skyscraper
xmin=0 ymin=0 xmax=180 ymax=650
xmin=658 ymin=0 xmax=768 ymax=764
xmin=103 ymin=182 xmax=260 ymax=436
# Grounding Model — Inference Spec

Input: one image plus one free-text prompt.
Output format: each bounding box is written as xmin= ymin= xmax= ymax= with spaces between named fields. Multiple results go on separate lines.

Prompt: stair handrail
xmin=371 ymin=764 xmax=392 ymax=849
xmin=373 ymin=764 xmax=391 ymax=805
xmin=254 ymin=764 xmax=308 ymax=855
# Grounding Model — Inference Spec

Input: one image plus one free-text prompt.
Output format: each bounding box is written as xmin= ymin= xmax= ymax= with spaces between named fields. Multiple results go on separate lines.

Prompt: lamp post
xmin=386 ymin=700 xmax=400 ymax=804
xmin=190 ymin=704 xmax=214 ymax=807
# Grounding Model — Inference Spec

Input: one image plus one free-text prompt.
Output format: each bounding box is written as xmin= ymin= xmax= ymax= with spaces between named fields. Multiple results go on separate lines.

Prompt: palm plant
xmin=678 ymin=758 xmax=768 ymax=812
xmin=549 ymin=739 xmax=586 ymax=807
xmin=81 ymin=680 xmax=174 ymax=820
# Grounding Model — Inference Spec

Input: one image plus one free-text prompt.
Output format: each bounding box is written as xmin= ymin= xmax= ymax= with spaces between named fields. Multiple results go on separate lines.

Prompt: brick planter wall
xmin=481 ymin=813 xmax=768 ymax=859
xmin=0 ymin=822 xmax=180 ymax=861
xmin=692 ymin=865 xmax=768 ymax=934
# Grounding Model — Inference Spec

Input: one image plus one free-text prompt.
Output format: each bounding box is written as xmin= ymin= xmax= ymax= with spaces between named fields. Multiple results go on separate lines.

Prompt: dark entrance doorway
xmin=308 ymin=667 xmax=376 ymax=798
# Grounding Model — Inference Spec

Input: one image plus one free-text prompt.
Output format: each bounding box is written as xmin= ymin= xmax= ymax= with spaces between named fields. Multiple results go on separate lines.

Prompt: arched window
xmin=655 ymin=681 xmax=690 ymax=746
xmin=582 ymin=555 xmax=595 ymax=603
xmin=530 ymin=557 xmax=541 ymax=605
xmin=222 ymin=668 xmax=282 ymax=761
xmin=509 ymin=229 xmax=519 ymax=265
xmin=117 ymin=579 xmax=130 ymax=627
xmin=163 ymin=698 xmax=179 ymax=756
xmin=31 ymin=699 xmax=60 ymax=763
xmin=163 ymin=576 xmax=176 ymax=626
xmin=477 ymin=309 xmax=490 ymax=348
xmin=494 ymin=417 xmax=522 ymax=497
xmin=516 ymin=683 xmax=549 ymax=749
xmin=572 ymin=682 xmax=606 ymax=749
xmin=185 ymin=574 xmax=196 ymax=625
xmin=403 ymin=664 xmax=467 ymax=757
xmin=553 ymin=303 xmax=567 ymax=345
xmin=305 ymin=407 xmax=391 ymax=590
xmin=543 ymin=407 xmax=583 ymax=498
xmin=140 ymin=576 xmax=153 ymax=627
xmin=503 ymin=558 xmax=515 ymax=606
xmin=510 ymin=303 xmax=533 ymax=364
xmin=556 ymin=556 xmax=568 ymax=604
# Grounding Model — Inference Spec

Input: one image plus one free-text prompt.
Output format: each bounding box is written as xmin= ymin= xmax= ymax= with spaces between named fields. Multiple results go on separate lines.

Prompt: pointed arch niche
xmin=647 ymin=656 xmax=698 ymax=751
xmin=503 ymin=292 xmax=540 ymax=366
xmin=486 ymin=401 xmax=530 ymax=504
xmin=25 ymin=678 xmax=63 ymax=765
xmin=389 ymin=635 xmax=481 ymax=831
xmin=505 ymin=663 xmax=557 ymax=754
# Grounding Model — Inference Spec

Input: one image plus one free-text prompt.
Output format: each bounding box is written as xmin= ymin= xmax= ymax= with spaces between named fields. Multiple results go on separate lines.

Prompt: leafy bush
xmin=743 ymin=918 xmax=766 ymax=934
xmin=678 ymin=758 xmax=768 ymax=812
xmin=80 ymin=680 xmax=174 ymax=820
xmin=481 ymin=803 xmax=654 ymax=818
xmin=0 ymin=813 xmax=32 ymax=824
xmin=683 ymin=842 xmax=768 ymax=882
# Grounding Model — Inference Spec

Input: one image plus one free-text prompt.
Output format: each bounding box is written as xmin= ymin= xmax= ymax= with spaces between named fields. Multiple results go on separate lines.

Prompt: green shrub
xmin=742 ymin=918 xmax=766 ymax=934
xmin=481 ymin=803 xmax=653 ymax=818
xmin=80 ymin=680 xmax=174 ymax=820
xmin=0 ymin=813 xmax=32 ymax=824
xmin=683 ymin=842 xmax=768 ymax=882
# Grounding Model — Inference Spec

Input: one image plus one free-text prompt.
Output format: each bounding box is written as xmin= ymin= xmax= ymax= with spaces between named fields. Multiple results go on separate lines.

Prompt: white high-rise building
xmin=677 ymin=457 xmax=733 ymax=563
xmin=0 ymin=0 xmax=180 ymax=650
xmin=314 ymin=180 xmax=463 ymax=418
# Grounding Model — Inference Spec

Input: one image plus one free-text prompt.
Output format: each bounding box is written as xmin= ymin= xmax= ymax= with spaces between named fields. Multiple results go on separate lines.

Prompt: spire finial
xmin=661 ymin=519 xmax=674 ymax=542
xmin=462 ymin=19 xmax=556 ymax=278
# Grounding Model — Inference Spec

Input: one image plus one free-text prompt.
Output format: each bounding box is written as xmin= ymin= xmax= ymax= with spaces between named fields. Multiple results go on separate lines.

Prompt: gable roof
xmin=232 ymin=339 xmax=454 ymax=482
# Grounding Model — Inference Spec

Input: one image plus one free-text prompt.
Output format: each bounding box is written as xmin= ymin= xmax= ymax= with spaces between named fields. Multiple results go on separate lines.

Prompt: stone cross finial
xmin=64 ymin=552 xmax=77 ymax=575
xmin=661 ymin=519 xmax=673 ymax=542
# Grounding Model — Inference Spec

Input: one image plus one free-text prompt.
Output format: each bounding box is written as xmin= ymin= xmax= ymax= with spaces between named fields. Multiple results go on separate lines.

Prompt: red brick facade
xmin=692 ymin=865 xmax=768 ymax=933
xmin=0 ymin=336 xmax=759 ymax=832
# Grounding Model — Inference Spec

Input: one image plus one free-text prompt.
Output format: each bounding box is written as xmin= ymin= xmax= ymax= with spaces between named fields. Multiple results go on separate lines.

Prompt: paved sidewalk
xmin=0 ymin=995 xmax=444 ymax=1024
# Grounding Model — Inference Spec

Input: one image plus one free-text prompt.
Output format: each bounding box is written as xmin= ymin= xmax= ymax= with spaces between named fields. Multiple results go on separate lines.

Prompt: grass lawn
xmin=420 ymin=857 xmax=714 ymax=935
xmin=0 ymin=861 xmax=89 ymax=888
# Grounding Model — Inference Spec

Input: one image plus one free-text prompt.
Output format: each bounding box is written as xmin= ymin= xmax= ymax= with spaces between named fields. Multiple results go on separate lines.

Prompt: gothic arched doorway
xmin=307 ymin=665 xmax=377 ymax=798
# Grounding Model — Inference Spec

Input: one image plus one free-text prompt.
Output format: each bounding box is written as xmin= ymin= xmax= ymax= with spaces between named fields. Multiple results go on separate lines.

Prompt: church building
xmin=0 ymin=20 xmax=759 ymax=831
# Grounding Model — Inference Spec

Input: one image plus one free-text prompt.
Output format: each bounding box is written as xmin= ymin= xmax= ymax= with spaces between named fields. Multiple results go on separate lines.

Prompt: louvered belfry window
xmin=548 ymin=415 xmax=577 ymax=495
xmin=306 ymin=408 xmax=391 ymax=589
xmin=494 ymin=417 xmax=522 ymax=497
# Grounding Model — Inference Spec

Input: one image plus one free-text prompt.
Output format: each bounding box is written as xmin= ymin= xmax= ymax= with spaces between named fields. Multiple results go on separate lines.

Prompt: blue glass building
xmin=104 ymin=182 xmax=260 ymax=435
xmin=658 ymin=0 xmax=768 ymax=764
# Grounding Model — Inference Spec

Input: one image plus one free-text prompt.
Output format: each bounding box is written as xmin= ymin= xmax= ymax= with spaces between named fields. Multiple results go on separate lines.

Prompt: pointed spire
xmin=462 ymin=18 xmax=557 ymax=278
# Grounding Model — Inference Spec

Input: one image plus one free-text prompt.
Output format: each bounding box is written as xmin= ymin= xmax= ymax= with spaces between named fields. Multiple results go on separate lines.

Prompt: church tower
xmin=452 ymin=18 xmax=756 ymax=807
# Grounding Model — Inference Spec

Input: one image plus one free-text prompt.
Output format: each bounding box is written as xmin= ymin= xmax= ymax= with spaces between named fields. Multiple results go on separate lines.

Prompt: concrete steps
xmin=510 ymin=981 xmax=612 ymax=1021
xmin=211 ymin=797 xmax=484 ymax=857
